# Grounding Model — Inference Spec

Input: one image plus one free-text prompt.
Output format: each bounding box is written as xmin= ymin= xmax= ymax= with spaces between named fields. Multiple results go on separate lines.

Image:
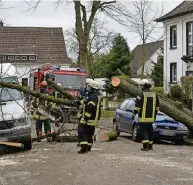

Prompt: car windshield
xmin=54 ymin=74 xmax=86 ymax=89
xmin=0 ymin=88 xmax=22 ymax=102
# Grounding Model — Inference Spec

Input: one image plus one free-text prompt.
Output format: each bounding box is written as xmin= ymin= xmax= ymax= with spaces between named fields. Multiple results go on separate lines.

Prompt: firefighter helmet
xmin=86 ymin=78 xmax=94 ymax=84
xmin=87 ymin=80 xmax=100 ymax=90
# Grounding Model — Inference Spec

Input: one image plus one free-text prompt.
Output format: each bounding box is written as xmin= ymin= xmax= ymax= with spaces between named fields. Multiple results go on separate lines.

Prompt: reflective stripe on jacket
xmin=80 ymin=92 xmax=101 ymax=127
xmin=134 ymin=89 xmax=159 ymax=123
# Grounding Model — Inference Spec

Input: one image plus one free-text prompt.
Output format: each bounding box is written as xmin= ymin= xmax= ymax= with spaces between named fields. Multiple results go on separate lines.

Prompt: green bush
xmin=181 ymin=76 xmax=193 ymax=98
xmin=152 ymin=87 xmax=163 ymax=94
xmin=107 ymin=130 xmax=118 ymax=141
xmin=170 ymin=85 xmax=183 ymax=99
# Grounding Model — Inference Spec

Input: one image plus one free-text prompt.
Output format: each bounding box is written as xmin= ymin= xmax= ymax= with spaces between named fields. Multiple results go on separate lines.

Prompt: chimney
xmin=0 ymin=20 xmax=3 ymax=27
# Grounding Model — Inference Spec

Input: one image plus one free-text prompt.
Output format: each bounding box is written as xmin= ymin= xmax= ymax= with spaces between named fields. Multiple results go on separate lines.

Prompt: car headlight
xmin=14 ymin=118 xmax=27 ymax=126
xmin=152 ymin=123 xmax=156 ymax=129
xmin=177 ymin=124 xmax=188 ymax=131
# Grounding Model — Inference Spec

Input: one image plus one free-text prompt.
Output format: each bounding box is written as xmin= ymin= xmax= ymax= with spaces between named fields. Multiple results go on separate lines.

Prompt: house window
xmin=186 ymin=71 xmax=193 ymax=76
xmin=15 ymin=56 xmax=21 ymax=60
xmin=8 ymin=56 xmax=14 ymax=60
xmin=0 ymin=56 xmax=6 ymax=60
xmin=29 ymin=56 xmax=36 ymax=60
xmin=22 ymin=78 xmax=28 ymax=87
xmin=21 ymin=56 xmax=27 ymax=60
xmin=170 ymin=25 xmax=177 ymax=49
xmin=187 ymin=22 xmax=193 ymax=56
xmin=170 ymin=63 xmax=177 ymax=83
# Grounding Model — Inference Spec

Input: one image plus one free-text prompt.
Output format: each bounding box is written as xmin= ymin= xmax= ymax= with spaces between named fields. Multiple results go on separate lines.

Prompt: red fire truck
xmin=29 ymin=66 xmax=87 ymax=97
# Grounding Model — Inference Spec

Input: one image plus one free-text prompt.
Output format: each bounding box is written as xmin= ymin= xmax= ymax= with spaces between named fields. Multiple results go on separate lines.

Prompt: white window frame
xmin=187 ymin=22 xmax=193 ymax=56
xmin=8 ymin=56 xmax=14 ymax=60
xmin=1 ymin=56 xmax=6 ymax=60
xmin=29 ymin=56 xmax=36 ymax=60
xmin=170 ymin=63 xmax=177 ymax=83
xmin=21 ymin=56 xmax=27 ymax=60
xmin=170 ymin=26 xmax=177 ymax=48
xmin=15 ymin=56 xmax=21 ymax=60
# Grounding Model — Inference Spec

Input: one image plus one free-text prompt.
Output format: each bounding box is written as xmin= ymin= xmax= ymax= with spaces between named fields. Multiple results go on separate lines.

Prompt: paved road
xmin=0 ymin=135 xmax=193 ymax=185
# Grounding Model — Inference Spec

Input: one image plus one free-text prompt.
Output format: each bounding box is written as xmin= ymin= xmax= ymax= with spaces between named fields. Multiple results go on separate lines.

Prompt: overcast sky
xmin=0 ymin=0 xmax=184 ymax=51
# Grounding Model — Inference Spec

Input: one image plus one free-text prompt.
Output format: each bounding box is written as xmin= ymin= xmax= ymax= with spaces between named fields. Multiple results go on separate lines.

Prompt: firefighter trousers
xmin=36 ymin=119 xmax=51 ymax=136
xmin=139 ymin=123 xmax=153 ymax=144
xmin=78 ymin=123 xmax=95 ymax=147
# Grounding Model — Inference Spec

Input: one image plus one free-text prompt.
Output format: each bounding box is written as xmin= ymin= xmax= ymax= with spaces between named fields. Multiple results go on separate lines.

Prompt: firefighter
xmin=32 ymin=81 xmax=53 ymax=142
xmin=76 ymin=79 xmax=91 ymax=147
xmin=132 ymin=79 xmax=159 ymax=151
xmin=78 ymin=80 xmax=101 ymax=154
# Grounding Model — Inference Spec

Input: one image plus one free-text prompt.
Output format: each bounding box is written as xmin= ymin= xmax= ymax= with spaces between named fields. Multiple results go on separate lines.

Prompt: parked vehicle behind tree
xmin=113 ymin=98 xmax=189 ymax=145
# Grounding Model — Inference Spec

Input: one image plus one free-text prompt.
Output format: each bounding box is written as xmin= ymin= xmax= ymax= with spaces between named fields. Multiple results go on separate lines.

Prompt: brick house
xmin=0 ymin=21 xmax=72 ymax=85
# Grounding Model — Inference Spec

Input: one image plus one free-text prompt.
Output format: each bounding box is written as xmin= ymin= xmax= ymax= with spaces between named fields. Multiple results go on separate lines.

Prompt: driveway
xmin=0 ymin=134 xmax=193 ymax=185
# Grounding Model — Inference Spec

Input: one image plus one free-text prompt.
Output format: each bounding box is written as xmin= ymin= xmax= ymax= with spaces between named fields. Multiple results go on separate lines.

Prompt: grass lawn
xmin=101 ymin=110 xmax=115 ymax=119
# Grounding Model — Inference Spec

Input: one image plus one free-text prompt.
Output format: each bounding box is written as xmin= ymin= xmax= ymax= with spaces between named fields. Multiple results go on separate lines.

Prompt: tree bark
xmin=0 ymin=81 xmax=74 ymax=106
xmin=47 ymin=80 xmax=76 ymax=100
xmin=111 ymin=76 xmax=193 ymax=131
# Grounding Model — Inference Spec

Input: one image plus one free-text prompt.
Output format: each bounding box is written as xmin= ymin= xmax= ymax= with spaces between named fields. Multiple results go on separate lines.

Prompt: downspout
xmin=165 ymin=24 xmax=168 ymax=93
xmin=182 ymin=19 xmax=184 ymax=79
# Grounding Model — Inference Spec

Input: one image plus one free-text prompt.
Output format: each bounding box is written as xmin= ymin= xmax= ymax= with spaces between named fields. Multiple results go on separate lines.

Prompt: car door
xmin=116 ymin=100 xmax=129 ymax=131
xmin=125 ymin=100 xmax=135 ymax=133
xmin=121 ymin=100 xmax=135 ymax=133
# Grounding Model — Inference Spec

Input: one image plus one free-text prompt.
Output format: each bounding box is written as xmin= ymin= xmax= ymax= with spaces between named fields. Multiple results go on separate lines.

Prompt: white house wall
xmin=137 ymin=47 xmax=162 ymax=75
xmin=163 ymin=13 xmax=193 ymax=93
xmin=13 ymin=63 xmax=43 ymax=83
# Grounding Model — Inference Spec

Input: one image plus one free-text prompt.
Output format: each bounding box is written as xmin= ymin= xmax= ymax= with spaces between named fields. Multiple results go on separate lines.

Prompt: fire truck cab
xmin=29 ymin=66 xmax=87 ymax=97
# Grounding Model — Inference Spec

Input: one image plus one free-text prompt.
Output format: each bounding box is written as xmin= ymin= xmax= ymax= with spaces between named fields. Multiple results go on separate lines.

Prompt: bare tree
xmin=101 ymin=1 xmax=163 ymax=78
xmin=65 ymin=18 xmax=116 ymax=66
xmin=125 ymin=1 xmax=163 ymax=78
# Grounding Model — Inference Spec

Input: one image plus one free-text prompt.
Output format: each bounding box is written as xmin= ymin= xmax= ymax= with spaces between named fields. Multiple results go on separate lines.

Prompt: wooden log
xmin=0 ymin=141 xmax=24 ymax=148
xmin=47 ymin=80 xmax=76 ymax=100
xmin=111 ymin=76 xmax=193 ymax=131
xmin=0 ymin=81 xmax=74 ymax=106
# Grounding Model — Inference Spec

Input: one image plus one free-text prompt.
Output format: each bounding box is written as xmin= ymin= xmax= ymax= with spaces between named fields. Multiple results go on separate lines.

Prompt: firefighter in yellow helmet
xmin=78 ymin=79 xmax=101 ymax=154
xmin=32 ymin=81 xmax=52 ymax=142
xmin=132 ymin=79 xmax=159 ymax=151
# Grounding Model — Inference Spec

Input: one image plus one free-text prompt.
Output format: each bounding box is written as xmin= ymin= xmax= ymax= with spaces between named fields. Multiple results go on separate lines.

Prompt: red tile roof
xmin=0 ymin=22 xmax=72 ymax=65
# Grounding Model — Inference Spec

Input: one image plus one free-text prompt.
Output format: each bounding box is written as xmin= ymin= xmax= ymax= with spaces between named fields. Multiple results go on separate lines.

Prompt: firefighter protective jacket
xmin=80 ymin=92 xmax=101 ymax=126
xmin=134 ymin=89 xmax=159 ymax=123
xmin=32 ymin=95 xmax=55 ymax=120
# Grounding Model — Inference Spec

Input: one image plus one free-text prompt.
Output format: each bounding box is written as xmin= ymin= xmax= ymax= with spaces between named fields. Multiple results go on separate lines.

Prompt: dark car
xmin=113 ymin=98 xmax=189 ymax=144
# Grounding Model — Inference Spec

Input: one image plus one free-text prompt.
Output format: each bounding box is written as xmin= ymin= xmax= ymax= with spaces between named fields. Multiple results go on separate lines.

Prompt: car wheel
xmin=113 ymin=121 xmax=120 ymax=137
xmin=174 ymin=140 xmax=184 ymax=145
xmin=23 ymin=139 xmax=32 ymax=150
xmin=132 ymin=124 xmax=139 ymax=142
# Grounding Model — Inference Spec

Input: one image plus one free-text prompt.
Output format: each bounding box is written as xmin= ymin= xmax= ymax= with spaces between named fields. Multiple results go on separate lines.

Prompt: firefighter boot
xmin=37 ymin=130 xmax=42 ymax=142
xmin=78 ymin=145 xmax=88 ymax=154
xmin=46 ymin=130 xmax=52 ymax=142
xmin=149 ymin=144 xmax=153 ymax=150
xmin=88 ymin=146 xmax=92 ymax=151
xmin=141 ymin=143 xmax=149 ymax=151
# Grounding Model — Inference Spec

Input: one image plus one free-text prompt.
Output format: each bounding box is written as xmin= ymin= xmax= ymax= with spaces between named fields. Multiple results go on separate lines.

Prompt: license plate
xmin=160 ymin=130 xmax=176 ymax=136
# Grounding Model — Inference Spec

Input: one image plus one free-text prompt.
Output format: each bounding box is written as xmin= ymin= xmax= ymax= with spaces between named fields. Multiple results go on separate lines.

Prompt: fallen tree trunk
xmin=47 ymin=80 xmax=76 ymax=100
xmin=111 ymin=76 xmax=193 ymax=131
xmin=0 ymin=81 xmax=74 ymax=106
